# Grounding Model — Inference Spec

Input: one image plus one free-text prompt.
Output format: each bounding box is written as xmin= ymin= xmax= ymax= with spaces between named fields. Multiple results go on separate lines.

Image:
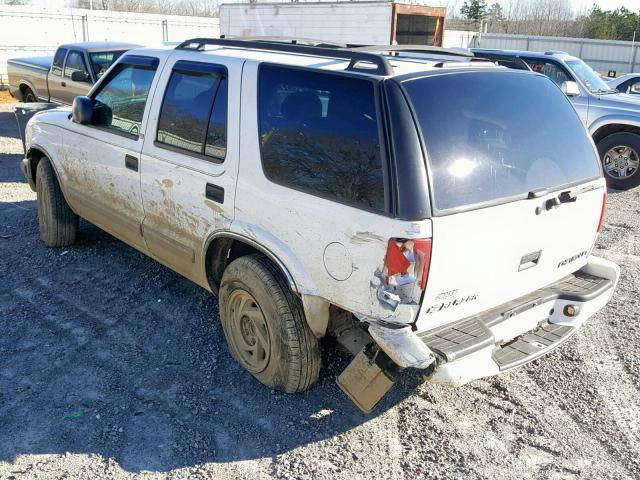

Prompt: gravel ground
xmin=0 ymin=102 xmax=639 ymax=480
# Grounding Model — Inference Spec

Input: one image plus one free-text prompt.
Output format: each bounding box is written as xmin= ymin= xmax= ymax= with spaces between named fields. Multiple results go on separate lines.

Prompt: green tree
xmin=460 ymin=0 xmax=487 ymax=22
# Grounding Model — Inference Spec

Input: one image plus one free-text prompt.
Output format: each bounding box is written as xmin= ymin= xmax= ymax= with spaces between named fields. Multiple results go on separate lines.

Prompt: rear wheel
xmin=596 ymin=132 xmax=640 ymax=190
xmin=219 ymin=254 xmax=320 ymax=393
xmin=36 ymin=158 xmax=78 ymax=247
xmin=22 ymin=86 xmax=37 ymax=103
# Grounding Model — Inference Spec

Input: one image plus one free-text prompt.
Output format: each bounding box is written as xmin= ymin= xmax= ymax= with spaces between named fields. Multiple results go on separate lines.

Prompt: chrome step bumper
xmin=416 ymin=256 xmax=619 ymax=386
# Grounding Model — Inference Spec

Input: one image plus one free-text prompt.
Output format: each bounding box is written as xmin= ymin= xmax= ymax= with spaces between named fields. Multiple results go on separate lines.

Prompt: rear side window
xmin=402 ymin=71 xmax=601 ymax=213
xmin=258 ymin=64 xmax=384 ymax=212
xmin=91 ymin=57 xmax=158 ymax=138
xmin=156 ymin=61 xmax=227 ymax=161
xmin=51 ymin=48 xmax=67 ymax=76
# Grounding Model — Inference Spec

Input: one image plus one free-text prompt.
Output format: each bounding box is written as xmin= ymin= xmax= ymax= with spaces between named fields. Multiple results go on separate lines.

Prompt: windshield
xmin=89 ymin=51 xmax=126 ymax=79
xmin=566 ymin=59 xmax=614 ymax=93
xmin=402 ymin=71 xmax=601 ymax=213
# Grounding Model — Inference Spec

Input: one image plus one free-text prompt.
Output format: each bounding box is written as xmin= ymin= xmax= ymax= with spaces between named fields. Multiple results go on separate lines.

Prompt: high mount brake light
xmin=597 ymin=191 xmax=607 ymax=233
xmin=384 ymin=238 xmax=432 ymax=292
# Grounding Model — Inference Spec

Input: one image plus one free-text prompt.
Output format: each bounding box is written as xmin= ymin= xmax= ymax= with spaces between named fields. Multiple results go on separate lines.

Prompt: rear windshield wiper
xmin=534 ymin=185 xmax=597 ymax=214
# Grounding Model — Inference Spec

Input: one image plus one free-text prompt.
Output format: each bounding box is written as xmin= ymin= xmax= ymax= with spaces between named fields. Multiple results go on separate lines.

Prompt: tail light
xmin=597 ymin=191 xmax=607 ymax=233
xmin=384 ymin=238 xmax=432 ymax=296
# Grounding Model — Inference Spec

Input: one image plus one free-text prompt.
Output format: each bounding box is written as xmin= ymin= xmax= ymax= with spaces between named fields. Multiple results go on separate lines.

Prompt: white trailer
xmin=219 ymin=1 xmax=447 ymax=46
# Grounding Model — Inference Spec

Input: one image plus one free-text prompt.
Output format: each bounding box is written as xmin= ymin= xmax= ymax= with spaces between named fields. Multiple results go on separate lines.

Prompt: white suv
xmin=20 ymin=38 xmax=620 ymax=412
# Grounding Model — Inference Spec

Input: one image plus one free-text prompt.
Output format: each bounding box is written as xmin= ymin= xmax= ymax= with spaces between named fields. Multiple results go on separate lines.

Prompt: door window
xmin=156 ymin=61 xmax=228 ymax=161
xmin=51 ymin=48 xmax=67 ymax=76
xmin=64 ymin=51 xmax=89 ymax=81
xmin=524 ymin=59 xmax=571 ymax=87
xmin=91 ymin=58 xmax=158 ymax=138
xmin=258 ymin=65 xmax=385 ymax=212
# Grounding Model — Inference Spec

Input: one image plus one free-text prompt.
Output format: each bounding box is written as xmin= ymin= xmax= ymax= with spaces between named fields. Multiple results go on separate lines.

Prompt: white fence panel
xmin=0 ymin=5 xmax=219 ymax=85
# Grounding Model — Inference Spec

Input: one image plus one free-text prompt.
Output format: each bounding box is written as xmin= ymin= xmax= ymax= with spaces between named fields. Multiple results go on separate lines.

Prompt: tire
xmin=596 ymin=132 xmax=640 ymax=190
xmin=22 ymin=86 xmax=37 ymax=103
xmin=219 ymin=254 xmax=321 ymax=393
xmin=36 ymin=158 xmax=78 ymax=247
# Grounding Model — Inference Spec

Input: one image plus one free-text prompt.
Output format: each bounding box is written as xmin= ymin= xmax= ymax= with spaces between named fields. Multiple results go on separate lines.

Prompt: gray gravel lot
xmin=0 ymin=102 xmax=639 ymax=480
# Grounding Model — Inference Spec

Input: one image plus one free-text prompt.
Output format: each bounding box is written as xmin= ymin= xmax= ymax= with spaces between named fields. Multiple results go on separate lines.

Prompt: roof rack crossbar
xmin=350 ymin=44 xmax=474 ymax=58
xmin=175 ymin=37 xmax=394 ymax=76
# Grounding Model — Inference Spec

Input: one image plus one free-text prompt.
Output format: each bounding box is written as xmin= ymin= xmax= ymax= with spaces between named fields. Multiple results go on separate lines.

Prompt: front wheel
xmin=596 ymin=132 xmax=640 ymax=190
xmin=36 ymin=158 xmax=79 ymax=247
xmin=219 ymin=254 xmax=321 ymax=393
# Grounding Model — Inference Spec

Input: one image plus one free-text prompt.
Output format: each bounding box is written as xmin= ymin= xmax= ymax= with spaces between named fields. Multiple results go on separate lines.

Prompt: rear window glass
xmin=402 ymin=71 xmax=601 ymax=212
xmin=258 ymin=64 xmax=385 ymax=212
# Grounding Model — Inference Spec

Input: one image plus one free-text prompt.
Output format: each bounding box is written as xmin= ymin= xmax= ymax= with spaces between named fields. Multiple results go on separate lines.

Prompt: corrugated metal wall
xmin=0 ymin=5 xmax=219 ymax=86
xmin=220 ymin=2 xmax=394 ymax=45
xmin=475 ymin=33 xmax=639 ymax=74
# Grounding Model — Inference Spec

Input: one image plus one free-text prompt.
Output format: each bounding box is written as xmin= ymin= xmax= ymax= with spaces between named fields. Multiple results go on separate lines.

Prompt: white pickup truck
xmin=20 ymin=38 xmax=620 ymax=412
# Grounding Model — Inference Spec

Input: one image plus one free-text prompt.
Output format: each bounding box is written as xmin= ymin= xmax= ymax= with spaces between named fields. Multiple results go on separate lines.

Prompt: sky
xmin=571 ymin=0 xmax=639 ymax=12
xmin=18 ymin=0 xmax=640 ymax=12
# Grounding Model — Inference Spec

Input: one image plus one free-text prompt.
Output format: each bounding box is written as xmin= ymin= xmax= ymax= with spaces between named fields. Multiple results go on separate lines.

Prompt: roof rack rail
xmin=349 ymin=44 xmax=474 ymax=58
xmin=175 ymin=37 xmax=394 ymax=76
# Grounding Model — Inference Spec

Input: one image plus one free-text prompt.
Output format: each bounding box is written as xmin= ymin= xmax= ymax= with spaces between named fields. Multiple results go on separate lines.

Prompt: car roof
xmin=473 ymin=48 xmax=577 ymax=62
xmin=124 ymin=43 xmax=508 ymax=79
xmin=59 ymin=41 xmax=141 ymax=52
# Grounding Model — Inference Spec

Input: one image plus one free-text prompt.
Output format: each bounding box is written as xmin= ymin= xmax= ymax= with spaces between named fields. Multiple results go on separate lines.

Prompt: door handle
xmin=125 ymin=155 xmax=138 ymax=172
xmin=205 ymin=183 xmax=224 ymax=203
xmin=61 ymin=81 xmax=66 ymax=87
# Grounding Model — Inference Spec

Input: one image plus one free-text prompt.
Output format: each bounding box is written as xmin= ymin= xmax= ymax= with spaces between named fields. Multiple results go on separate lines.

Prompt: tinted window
xmin=91 ymin=61 xmax=157 ymax=138
xmin=258 ymin=65 xmax=384 ymax=212
xmin=90 ymin=51 xmax=126 ymax=79
xmin=156 ymin=63 xmax=227 ymax=160
xmin=51 ymin=48 xmax=67 ymax=76
xmin=64 ymin=51 xmax=88 ymax=80
xmin=403 ymin=71 xmax=601 ymax=212
xmin=524 ymin=59 xmax=571 ymax=86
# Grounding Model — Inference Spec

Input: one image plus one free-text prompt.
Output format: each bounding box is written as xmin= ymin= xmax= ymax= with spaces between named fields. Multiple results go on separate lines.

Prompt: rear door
xmin=400 ymin=70 xmax=605 ymax=330
xmin=139 ymin=54 xmax=241 ymax=287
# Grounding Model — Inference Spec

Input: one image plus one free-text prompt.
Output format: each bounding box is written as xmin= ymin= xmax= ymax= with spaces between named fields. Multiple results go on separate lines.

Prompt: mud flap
xmin=337 ymin=344 xmax=400 ymax=413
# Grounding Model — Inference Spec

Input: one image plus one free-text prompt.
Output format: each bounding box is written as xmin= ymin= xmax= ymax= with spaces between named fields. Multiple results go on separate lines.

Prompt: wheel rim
xmin=603 ymin=145 xmax=640 ymax=180
xmin=25 ymin=91 xmax=36 ymax=102
xmin=227 ymin=289 xmax=271 ymax=373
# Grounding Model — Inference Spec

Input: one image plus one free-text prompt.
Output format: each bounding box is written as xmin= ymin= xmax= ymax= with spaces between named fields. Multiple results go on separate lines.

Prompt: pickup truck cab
xmin=21 ymin=38 xmax=620 ymax=412
xmin=474 ymin=49 xmax=640 ymax=191
xmin=8 ymin=41 xmax=139 ymax=105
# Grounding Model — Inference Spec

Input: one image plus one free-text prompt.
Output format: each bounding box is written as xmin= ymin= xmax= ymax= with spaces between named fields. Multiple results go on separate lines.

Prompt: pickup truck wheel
xmin=36 ymin=158 xmax=78 ymax=247
xmin=219 ymin=254 xmax=320 ymax=393
xmin=22 ymin=87 xmax=37 ymax=103
xmin=597 ymin=132 xmax=640 ymax=190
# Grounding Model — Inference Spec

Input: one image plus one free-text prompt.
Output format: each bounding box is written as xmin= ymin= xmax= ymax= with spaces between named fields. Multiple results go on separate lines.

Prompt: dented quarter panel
xmin=236 ymin=61 xmax=432 ymax=324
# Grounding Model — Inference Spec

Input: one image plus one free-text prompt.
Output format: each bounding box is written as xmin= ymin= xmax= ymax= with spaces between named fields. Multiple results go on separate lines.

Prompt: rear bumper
xmin=371 ymin=255 xmax=619 ymax=385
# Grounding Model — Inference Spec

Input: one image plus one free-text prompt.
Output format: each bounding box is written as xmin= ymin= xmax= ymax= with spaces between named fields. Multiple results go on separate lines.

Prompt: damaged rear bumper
xmin=368 ymin=256 xmax=619 ymax=385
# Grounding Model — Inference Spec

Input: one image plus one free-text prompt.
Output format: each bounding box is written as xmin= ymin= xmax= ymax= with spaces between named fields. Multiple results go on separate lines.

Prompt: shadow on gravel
xmin=0 ymin=135 xmax=420 ymax=472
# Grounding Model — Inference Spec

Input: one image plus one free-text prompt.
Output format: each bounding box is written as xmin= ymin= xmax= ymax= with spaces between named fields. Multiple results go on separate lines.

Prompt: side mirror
xmin=561 ymin=81 xmax=581 ymax=97
xmin=72 ymin=96 xmax=93 ymax=125
xmin=71 ymin=70 xmax=90 ymax=83
xmin=631 ymin=83 xmax=640 ymax=94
